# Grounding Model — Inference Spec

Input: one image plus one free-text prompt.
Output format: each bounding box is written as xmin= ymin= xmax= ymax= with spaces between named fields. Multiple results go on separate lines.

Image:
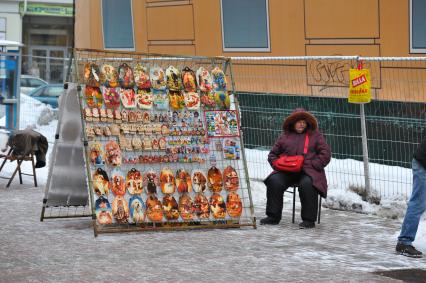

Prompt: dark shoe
xmin=299 ymin=221 xmax=315 ymax=229
xmin=260 ymin=217 xmax=280 ymax=225
xmin=396 ymin=243 xmax=423 ymax=258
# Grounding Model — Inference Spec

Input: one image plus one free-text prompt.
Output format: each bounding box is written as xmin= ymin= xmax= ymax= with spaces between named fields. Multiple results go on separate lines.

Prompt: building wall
xmin=75 ymin=0 xmax=426 ymax=102
xmin=0 ymin=2 xmax=22 ymax=45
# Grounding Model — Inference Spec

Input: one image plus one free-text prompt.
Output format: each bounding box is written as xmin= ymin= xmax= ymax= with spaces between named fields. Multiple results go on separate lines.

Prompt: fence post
xmin=356 ymin=57 xmax=371 ymax=198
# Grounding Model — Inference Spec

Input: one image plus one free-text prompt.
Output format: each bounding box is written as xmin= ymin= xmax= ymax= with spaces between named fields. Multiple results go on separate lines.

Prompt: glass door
xmin=29 ymin=47 xmax=67 ymax=83
xmin=49 ymin=49 xmax=66 ymax=83
xmin=30 ymin=49 xmax=47 ymax=81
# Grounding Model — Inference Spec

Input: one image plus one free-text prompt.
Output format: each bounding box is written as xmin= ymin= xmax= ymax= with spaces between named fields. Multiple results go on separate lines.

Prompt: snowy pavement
xmin=0 ymin=180 xmax=425 ymax=282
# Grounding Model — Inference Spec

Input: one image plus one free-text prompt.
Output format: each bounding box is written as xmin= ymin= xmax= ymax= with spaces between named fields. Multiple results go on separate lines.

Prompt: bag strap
xmin=303 ymin=134 xmax=309 ymax=155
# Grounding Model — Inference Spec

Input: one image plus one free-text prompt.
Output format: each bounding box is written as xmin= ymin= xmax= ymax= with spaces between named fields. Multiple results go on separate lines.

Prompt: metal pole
xmin=360 ymin=102 xmax=371 ymax=197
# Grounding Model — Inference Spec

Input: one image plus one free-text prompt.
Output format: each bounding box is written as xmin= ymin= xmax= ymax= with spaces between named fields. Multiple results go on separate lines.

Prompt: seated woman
xmin=261 ymin=108 xmax=331 ymax=228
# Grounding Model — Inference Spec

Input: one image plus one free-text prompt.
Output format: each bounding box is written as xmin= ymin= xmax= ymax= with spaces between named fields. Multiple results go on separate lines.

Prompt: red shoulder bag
xmin=274 ymin=134 xmax=309 ymax=173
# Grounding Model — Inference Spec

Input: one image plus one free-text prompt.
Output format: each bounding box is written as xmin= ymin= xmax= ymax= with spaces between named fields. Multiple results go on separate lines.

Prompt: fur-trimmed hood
xmin=283 ymin=108 xmax=318 ymax=132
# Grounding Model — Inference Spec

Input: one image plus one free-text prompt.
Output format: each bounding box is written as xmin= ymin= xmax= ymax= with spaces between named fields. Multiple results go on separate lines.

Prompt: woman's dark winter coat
xmin=267 ymin=130 xmax=331 ymax=197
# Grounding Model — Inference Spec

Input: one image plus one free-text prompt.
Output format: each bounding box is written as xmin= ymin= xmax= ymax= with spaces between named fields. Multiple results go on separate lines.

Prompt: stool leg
xmin=18 ymin=160 xmax=23 ymax=184
xmin=0 ymin=148 xmax=13 ymax=171
xmin=31 ymin=154 xmax=37 ymax=187
xmin=317 ymin=197 xmax=322 ymax=224
xmin=7 ymin=160 xmax=22 ymax=188
xmin=292 ymin=187 xmax=296 ymax=224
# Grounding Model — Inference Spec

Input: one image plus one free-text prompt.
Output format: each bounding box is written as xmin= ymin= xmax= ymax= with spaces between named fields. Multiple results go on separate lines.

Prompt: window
xmin=28 ymin=78 xmax=47 ymax=88
xmin=220 ymin=0 xmax=270 ymax=52
xmin=44 ymin=86 xmax=63 ymax=97
xmin=410 ymin=0 xmax=426 ymax=53
xmin=102 ymin=0 xmax=134 ymax=50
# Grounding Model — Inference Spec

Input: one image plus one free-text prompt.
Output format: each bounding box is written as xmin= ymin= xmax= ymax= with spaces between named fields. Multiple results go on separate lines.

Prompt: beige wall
xmin=75 ymin=0 xmax=425 ymax=102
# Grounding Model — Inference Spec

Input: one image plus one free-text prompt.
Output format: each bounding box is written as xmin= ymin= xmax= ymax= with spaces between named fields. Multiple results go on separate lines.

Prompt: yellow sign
xmin=348 ymin=68 xmax=371 ymax=103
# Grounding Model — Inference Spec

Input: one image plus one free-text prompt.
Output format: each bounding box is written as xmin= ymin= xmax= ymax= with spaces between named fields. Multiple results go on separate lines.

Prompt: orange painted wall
xmin=74 ymin=0 xmax=425 ymax=102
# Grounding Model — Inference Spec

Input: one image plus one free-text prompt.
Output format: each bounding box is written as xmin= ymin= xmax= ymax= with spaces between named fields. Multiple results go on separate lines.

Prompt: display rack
xmin=74 ymin=48 xmax=255 ymax=236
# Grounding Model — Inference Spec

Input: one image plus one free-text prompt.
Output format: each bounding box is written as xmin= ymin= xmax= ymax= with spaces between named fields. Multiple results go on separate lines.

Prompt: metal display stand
xmin=74 ymin=48 xmax=255 ymax=236
xmin=40 ymin=83 xmax=91 ymax=221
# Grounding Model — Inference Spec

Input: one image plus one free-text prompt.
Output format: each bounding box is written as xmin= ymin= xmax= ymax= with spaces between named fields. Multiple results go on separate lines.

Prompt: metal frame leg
xmin=292 ymin=187 xmax=296 ymax=223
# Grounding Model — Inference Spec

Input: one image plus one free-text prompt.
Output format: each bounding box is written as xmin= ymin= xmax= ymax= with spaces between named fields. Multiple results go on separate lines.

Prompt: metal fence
xmin=231 ymin=56 xmax=426 ymax=198
xmin=14 ymin=54 xmax=426 ymax=199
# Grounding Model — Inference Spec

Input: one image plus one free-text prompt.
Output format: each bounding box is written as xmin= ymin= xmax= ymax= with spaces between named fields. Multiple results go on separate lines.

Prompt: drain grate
xmin=373 ymin=269 xmax=426 ymax=283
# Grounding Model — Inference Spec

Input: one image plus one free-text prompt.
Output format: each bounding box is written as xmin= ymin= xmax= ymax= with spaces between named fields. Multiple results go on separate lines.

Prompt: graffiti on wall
xmin=307 ymin=60 xmax=353 ymax=90
xmin=307 ymin=60 xmax=379 ymax=91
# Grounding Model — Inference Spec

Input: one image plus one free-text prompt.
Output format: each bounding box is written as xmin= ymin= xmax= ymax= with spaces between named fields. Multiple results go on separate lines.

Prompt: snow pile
xmin=37 ymin=107 xmax=57 ymax=126
xmin=18 ymin=93 xmax=58 ymax=132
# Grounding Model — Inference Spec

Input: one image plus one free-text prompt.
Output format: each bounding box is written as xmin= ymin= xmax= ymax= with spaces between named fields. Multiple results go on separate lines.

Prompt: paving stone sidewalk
xmin=0 ymin=185 xmax=425 ymax=283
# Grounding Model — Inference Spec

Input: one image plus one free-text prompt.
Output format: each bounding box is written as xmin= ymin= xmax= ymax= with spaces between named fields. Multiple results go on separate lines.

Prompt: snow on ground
xmin=245 ymin=148 xmax=426 ymax=250
xmin=1 ymin=94 xmax=425 ymax=251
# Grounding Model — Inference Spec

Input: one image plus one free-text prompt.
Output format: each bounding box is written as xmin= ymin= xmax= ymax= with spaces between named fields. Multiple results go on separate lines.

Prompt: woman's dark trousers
xmin=264 ymin=171 xmax=319 ymax=222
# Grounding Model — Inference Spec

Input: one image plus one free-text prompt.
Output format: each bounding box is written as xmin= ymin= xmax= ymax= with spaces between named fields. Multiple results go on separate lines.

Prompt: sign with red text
xmin=348 ymin=69 xmax=371 ymax=104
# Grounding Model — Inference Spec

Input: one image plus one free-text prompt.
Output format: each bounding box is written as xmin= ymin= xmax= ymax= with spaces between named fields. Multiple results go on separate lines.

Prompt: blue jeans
xmin=398 ymin=159 xmax=426 ymax=245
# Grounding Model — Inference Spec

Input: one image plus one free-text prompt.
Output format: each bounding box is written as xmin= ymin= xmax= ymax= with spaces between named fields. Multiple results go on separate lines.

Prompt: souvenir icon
xmin=181 ymin=66 xmax=197 ymax=92
xmin=95 ymin=196 xmax=112 ymax=224
xmin=132 ymin=136 xmax=142 ymax=150
xmin=196 ymin=67 xmax=213 ymax=93
xmin=92 ymin=168 xmax=110 ymax=196
xmin=166 ymin=65 xmax=183 ymax=91
xmin=153 ymin=89 xmax=169 ymax=110
xmin=159 ymin=137 xmax=167 ymax=150
xmin=207 ymin=166 xmax=223 ymax=192
xmin=150 ymin=66 xmax=167 ymax=90
xmin=176 ymin=169 xmax=192 ymax=193
xmin=184 ymin=92 xmax=200 ymax=110
xmin=200 ymin=92 xmax=216 ymax=109
xmin=160 ymin=168 xmax=175 ymax=194
xmin=223 ymin=138 xmax=241 ymax=160
xmin=142 ymin=137 xmax=152 ymax=150
xmin=85 ymin=86 xmax=103 ymax=108
xmin=100 ymin=64 xmax=119 ymax=87
xmin=111 ymin=168 xmax=126 ymax=196
xmin=105 ymin=140 xmax=122 ymax=166
xmin=120 ymin=88 xmax=137 ymax=108
xmin=205 ymin=110 xmax=239 ymax=137
xmin=83 ymin=62 xmax=101 ymax=87
xmin=179 ymin=194 xmax=194 ymax=221
xmin=191 ymin=170 xmax=207 ymax=193
xmin=152 ymin=139 xmax=159 ymax=150
xmin=136 ymin=89 xmax=153 ymax=109
xmin=210 ymin=193 xmax=226 ymax=219
xmin=146 ymin=195 xmax=163 ymax=222
xmin=102 ymin=87 xmax=121 ymax=109
xmin=194 ymin=193 xmax=210 ymax=219
xmin=118 ymin=63 xmax=135 ymax=88
xmin=89 ymin=142 xmax=105 ymax=166
xmin=169 ymin=90 xmax=185 ymax=110
xmin=226 ymin=192 xmax=242 ymax=218
xmin=134 ymin=63 xmax=151 ymax=89
xmin=223 ymin=166 xmax=239 ymax=191
xmin=143 ymin=171 xmax=159 ymax=194
xmin=112 ymin=195 xmax=129 ymax=223
xmin=214 ymin=91 xmax=230 ymax=110
xmin=162 ymin=195 xmax=179 ymax=220
xmin=129 ymin=195 xmax=146 ymax=223
xmin=211 ymin=66 xmax=227 ymax=91
xmin=142 ymin=112 xmax=151 ymax=124
xmin=126 ymin=168 xmax=143 ymax=195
